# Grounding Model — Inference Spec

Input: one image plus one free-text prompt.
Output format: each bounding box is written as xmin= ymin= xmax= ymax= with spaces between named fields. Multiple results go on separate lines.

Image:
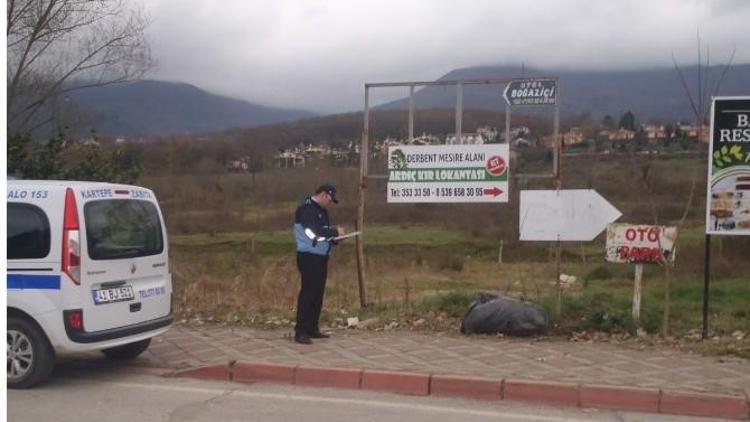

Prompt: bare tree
xmin=7 ymin=0 xmax=154 ymax=135
xmin=672 ymin=29 xmax=736 ymax=126
xmin=661 ymin=29 xmax=735 ymax=337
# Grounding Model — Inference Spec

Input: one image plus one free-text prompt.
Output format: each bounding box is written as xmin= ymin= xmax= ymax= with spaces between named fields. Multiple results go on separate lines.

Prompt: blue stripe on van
xmin=7 ymin=274 xmax=61 ymax=290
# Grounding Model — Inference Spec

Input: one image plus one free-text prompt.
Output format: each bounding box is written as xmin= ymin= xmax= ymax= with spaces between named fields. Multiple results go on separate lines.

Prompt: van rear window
xmin=7 ymin=203 xmax=51 ymax=259
xmin=84 ymin=200 xmax=164 ymax=260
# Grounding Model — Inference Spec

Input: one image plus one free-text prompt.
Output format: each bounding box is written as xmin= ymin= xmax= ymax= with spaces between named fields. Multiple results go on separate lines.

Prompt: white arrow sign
xmin=520 ymin=189 xmax=622 ymax=241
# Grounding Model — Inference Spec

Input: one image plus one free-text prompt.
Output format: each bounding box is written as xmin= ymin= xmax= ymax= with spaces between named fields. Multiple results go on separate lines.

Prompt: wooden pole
xmin=632 ymin=263 xmax=644 ymax=325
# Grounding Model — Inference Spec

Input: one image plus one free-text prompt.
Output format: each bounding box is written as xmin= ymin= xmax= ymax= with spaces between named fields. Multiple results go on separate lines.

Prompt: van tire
xmin=101 ymin=338 xmax=151 ymax=360
xmin=7 ymin=316 xmax=55 ymax=389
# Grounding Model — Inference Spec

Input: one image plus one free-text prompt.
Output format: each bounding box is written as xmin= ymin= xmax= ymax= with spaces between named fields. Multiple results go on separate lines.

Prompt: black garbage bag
xmin=460 ymin=293 xmax=549 ymax=336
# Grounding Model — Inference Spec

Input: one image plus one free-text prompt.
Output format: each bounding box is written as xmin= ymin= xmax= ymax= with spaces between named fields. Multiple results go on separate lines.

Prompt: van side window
xmin=7 ymin=203 xmax=51 ymax=259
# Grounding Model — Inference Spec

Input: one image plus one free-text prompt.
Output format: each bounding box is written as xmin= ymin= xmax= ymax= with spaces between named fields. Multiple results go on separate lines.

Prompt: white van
xmin=7 ymin=180 xmax=173 ymax=388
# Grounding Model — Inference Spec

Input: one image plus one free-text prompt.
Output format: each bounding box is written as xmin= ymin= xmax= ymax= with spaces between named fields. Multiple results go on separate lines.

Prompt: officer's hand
xmin=337 ymin=225 xmax=346 ymax=236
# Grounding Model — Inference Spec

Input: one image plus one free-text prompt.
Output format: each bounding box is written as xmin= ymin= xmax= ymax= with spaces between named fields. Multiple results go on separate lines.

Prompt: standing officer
xmin=293 ymin=183 xmax=343 ymax=344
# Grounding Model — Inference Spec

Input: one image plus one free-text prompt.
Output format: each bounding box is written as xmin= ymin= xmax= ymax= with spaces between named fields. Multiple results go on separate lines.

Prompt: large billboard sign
xmin=387 ymin=144 xmax=509 ymax=203
xmin=706 ymin=97 xmax=750 ymax=235
xmin=605 ymin=223 xmax=677 ymax=264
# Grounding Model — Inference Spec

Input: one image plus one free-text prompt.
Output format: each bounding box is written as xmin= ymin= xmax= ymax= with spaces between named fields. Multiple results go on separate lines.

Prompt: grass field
xmin=146 ymin=154 xmax=749 ymax=357
xmin=169 ymin=223 xmax=749 ymax=352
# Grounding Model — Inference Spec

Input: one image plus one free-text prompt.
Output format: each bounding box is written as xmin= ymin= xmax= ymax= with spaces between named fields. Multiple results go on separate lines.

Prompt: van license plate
xmin=93 ymin=286 xmax=135 ymax=305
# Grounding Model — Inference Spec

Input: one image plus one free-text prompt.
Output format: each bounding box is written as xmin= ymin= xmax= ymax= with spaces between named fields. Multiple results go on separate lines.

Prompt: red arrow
xmin=483 ymin=187 xmax=504 ymax=197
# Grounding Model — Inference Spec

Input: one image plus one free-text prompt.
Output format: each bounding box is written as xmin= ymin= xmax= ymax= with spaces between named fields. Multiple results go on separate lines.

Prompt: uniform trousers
xmin=295 ymin=252 xmax=328 ymax=336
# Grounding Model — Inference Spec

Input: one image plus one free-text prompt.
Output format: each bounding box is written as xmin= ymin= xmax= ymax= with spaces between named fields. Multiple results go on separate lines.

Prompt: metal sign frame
xmin=353 ymin=78 xmax=560 ymax=307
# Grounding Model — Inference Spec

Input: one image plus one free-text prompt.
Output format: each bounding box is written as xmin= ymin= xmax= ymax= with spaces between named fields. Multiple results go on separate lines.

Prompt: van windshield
xmin=84 ymin=200 xmax=164 ymax=260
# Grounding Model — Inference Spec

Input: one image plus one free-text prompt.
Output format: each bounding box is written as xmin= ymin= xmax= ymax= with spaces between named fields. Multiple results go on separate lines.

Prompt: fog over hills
xmin=68 ymin=64 xmax=750 ymax=138
xmin=377 ymin=64 xmax=750 ymax=121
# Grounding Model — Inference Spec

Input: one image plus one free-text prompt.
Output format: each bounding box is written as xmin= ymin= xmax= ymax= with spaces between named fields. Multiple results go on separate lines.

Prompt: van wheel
xmin=102 ymin=338 xmax=151 ymax=360
xmin=7 ymin=317 xmax=55 ymax=389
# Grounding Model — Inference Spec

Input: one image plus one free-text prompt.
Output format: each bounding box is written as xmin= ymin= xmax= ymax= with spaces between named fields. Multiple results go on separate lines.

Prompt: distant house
xmin=679 ymin=124 xmax=710 ymax=143
xmin=477 ymin=126 xmax=499 ymax=143
xmin=226 ymin=157 xmax=250 ymax=173
xmin=374 ymin=138 xmax=404 ymax=159
xmin=499 ymin=126 xmax=530 ymax=143
xmin=643 ymin=125 xmax=667 ymax=140
xmin=563 ymin=127 xmax=585 ymax=145
xmin=446 ymin=133 xmax=484 ymax=145
xmin=277 ymin=151 xmax=305 ymax=168
xmin=304 ymin=144 xmax=330 ymax=155
xmin=411 ymin=134 xmax=441 ymax=145
xmin=601 ymin=128 xmax=635 ymax=141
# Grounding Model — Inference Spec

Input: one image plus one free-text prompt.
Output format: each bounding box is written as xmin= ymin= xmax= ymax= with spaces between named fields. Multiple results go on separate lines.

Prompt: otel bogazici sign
xmin=503 ymin=78 xmax=558 ymax=106
xmin=387 ymin=144 xmax=509 ymax=203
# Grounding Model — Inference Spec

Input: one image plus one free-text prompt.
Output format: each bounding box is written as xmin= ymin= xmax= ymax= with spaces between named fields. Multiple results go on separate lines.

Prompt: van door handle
xmin=130 ymin=302 xmax=142 ymax=312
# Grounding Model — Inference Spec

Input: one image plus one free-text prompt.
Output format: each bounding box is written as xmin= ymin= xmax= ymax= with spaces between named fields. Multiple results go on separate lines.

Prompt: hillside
xmin=378 ymin=64 xmax=750 ymax=120
xmin=68 ymin=80 xmax=316 ymax=138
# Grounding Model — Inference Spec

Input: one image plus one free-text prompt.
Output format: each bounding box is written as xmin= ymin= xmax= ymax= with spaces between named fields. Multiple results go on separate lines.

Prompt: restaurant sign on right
xmin=605 ymin=223 xmax=677 ymax=264
xmin=706 ymin=96 xmax=750 ymax=235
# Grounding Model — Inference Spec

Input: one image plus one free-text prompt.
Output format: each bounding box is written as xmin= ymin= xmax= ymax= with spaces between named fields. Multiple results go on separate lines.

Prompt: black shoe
xmin=310 ymin=331 xmax=330 ymax=339
xmin=294 ymin=334 xmax=313 ymax=344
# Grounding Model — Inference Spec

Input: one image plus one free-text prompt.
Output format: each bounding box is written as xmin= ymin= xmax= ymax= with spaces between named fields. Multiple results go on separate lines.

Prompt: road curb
xmin=165 ymin=360 xmax=750 ymax=420
xmin=296 ymin=365 xmax=363 ymax=389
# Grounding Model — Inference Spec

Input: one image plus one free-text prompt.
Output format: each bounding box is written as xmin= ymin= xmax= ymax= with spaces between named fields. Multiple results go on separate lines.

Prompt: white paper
xmin=331 ymin=231 xmax=361 ymax=241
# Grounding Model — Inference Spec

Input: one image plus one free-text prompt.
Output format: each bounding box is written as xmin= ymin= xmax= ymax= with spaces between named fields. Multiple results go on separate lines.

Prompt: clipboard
xmin=331 ymin=231 xmax=361 ymax=241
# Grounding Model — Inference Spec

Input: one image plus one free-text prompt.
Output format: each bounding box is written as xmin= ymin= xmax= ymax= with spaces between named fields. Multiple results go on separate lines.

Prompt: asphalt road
xmin=7 ymin=364 xmax=735 ymax=422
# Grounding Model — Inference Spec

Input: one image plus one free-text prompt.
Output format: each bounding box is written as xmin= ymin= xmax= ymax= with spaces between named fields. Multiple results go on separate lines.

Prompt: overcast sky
xmin=140 ymin=0 xmax=750 ymax=114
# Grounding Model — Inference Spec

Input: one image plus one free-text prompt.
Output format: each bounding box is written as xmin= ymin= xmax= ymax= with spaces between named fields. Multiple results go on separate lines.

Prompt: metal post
xmin=505 ymin=103 xmax=511 ymax=146
xmin=553 ymin=79 xmax=561 ymax=181
xmin=408 ymin=85 xmax=415 ymax=143
xmin=554 ymin=122 xmax=563 ymax=317
xmin=456 ymin=82 xmax=463 ymax=144
xmin=355 ymin=86 xmax=370 ymax=308
xmin=555 ymin=234 xmax=562 ymax=317
xmin=702 ymin=234 xmax=711 ymax=339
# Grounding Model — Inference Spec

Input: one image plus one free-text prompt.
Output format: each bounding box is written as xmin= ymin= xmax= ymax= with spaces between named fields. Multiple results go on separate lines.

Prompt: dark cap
xmin=316 ymin=183 xmax=339 ymax=203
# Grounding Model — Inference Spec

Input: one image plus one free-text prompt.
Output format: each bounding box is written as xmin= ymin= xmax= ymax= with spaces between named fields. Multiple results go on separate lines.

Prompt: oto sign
xmin=605 ymin=223 xmax=677 ymax=264
xmin=503 ymin=78 xmax=558 ymax=106
xmin=387 ymin=144 xmax=509 ymax=203
xmin=706 ymin=96 xmax=750 ymax=235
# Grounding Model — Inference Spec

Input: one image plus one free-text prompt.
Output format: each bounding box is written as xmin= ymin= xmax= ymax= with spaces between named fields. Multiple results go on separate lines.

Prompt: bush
xmin=584 ymin=266 xmax=613 ymax=282
xmin=438 ymin=252 xmax=464 ymax=272
xmin=416 ymin=290 xmax=475 ymax=317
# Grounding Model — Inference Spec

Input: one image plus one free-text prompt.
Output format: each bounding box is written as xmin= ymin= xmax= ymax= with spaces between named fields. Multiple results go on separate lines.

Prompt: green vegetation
xmin=170 ymin=222 xmax=748 ymax=342
xmin=155 ymin=154 xmax=748 ymax=358
xmin=9 ymin=133 xmax=140 ymax=183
